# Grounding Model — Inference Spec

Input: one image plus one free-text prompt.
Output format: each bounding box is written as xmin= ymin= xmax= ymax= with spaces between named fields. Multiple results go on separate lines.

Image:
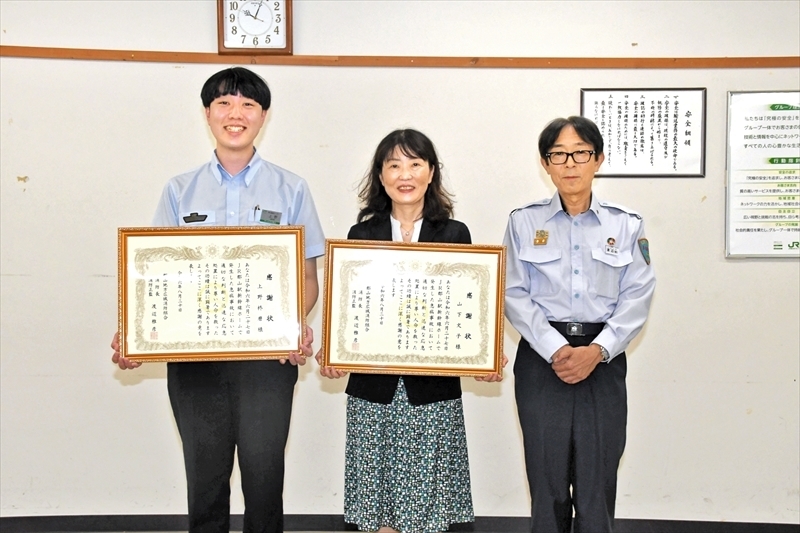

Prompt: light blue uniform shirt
xmin=152 ymin=150 xmax=325 ymax=259
xmin=503 ymin=192 xmax=655 ymax=362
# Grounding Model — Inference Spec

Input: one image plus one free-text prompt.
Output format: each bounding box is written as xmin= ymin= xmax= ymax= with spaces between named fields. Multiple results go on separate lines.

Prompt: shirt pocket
xmin=178 ymin=210 xmax=216 ymax=226
xmin=590 ymin=249 xmax=633 ymax=299
xmin=519 ymin=246 xmax=562 ymax=295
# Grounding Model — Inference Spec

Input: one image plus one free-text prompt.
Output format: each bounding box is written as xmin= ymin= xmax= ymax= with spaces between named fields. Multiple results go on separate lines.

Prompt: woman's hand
xmin=110 ymin=332 xmax=141 ymax=370
xmin=314 ymin=349 xmax=348 ymax=379
xmin=474 ymin=353 xmax=509 ymax=382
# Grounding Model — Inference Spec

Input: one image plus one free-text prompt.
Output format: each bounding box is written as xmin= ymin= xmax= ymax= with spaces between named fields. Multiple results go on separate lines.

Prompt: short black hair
xmin=200 ymin=67 xmax=271 ymax=110
xmin=538 ymin=116 xmax=604 ymax=162
xmin=356 ymin=129 xmax=455 ymax=223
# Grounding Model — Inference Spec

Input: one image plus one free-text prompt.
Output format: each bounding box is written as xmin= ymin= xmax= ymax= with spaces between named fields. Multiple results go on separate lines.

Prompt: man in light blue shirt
xmin=112 ymin=67 xmax=325 ymax=533
xmin=504 ymin=116 xmax=655 ymax=533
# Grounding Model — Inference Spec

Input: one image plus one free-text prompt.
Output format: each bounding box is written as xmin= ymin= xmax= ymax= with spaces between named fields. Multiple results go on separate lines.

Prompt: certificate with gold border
xmin=321 ymin=239 xmax=505 ymax=378
xmin=118 ymin=226 xmax=305 ymax=362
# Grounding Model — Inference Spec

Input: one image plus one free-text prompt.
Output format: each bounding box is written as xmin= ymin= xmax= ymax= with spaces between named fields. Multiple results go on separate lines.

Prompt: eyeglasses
xmin=545 ymin=150 xmax=596 ymax=165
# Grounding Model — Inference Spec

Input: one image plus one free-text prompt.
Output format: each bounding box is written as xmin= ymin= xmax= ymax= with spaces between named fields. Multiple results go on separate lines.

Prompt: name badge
xmin=605 ymin=237 xmax=618 ymax=255
xmin=257 ymin=209 xmax=282 ymax=225
xmin=534 ymin=230 xmax=549 ymax=246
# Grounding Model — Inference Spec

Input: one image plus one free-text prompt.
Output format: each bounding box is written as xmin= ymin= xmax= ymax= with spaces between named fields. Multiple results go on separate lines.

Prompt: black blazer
xmin=344 ymin=216 xmax=472 ymax=405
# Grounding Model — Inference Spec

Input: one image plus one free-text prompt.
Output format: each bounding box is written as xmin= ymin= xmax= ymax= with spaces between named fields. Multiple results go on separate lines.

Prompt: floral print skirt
xmin=344 ymin=378 xmax=474 ymax=533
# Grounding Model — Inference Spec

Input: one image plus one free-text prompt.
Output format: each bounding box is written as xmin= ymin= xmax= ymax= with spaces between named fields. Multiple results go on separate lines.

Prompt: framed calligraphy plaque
xmin=580 ymin=88 xmax=707 ymax=177
xmin=118 ymin=226 xmax=305 ymax=362
xmin=321 ymin=240 xmax=506 ymax=378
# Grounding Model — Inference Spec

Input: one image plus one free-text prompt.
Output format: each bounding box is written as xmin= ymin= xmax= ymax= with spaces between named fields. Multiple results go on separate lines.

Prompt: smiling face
xmin=379 ymin=147 xmax=434 ymax=212
xmin=205 ymin=93 xmax=267 ymax=157
xmin=541 ymin=125 xmax=605 ymax=201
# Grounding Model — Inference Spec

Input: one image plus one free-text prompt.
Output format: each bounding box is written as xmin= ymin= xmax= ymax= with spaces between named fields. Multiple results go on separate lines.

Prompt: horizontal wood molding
xmin=2 ymin=45 xmax=799 ymax=69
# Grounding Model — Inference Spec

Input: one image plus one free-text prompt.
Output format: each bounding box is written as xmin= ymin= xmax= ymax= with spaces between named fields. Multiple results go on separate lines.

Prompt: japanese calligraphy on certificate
xmin=321 ymin=240 xmax=506 ymax=378
xmin=118 ymin=226 xmax=305 ymax=362
xmin=581 ymin=88 xmax=706 ymax=177
xmin=726 ymin=91 xmax=800 ymax=258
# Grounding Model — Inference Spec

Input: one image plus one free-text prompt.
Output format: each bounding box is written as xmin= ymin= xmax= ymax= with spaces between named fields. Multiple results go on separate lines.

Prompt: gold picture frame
xmin=118 ymin=226 xmax=305 ymax=362
xmin=321 ymin=239 xmax=506 ymax=378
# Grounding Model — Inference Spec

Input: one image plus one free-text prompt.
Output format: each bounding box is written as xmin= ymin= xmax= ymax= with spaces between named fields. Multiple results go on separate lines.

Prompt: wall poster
xmin=726 ymin=91 xmax=800 ymax=258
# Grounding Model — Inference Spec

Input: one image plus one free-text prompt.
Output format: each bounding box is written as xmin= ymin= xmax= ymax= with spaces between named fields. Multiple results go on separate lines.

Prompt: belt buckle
xmin=566 ymin=322 xmax=584 ymax=336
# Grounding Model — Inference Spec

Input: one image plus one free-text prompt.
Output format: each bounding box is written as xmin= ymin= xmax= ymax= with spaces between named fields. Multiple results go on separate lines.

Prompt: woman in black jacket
xmin=317 ymin=129 xmax=503 ymax=533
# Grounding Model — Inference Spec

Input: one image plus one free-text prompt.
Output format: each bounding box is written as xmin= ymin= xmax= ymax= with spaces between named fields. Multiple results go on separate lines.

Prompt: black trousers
xmin=514 ymin=338 xmax=627 ymax=533
xmin=167 ymin=360 xmax=298 ymax=533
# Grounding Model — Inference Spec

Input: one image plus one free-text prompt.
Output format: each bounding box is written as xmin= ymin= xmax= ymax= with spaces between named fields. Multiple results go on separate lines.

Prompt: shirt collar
xmin=547 ymin=191 xmax=602 ymax=223
xmin=211 ymin=149 xmax=263 ymax=186
xmin=588 ymin=193 xmax=603 ymax=217
xmin=544 ymin=192 xmax=563 ymax=221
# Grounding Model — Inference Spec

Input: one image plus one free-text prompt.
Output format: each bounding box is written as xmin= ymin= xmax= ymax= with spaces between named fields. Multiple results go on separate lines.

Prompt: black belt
xmin=549 ymin=321 xmax=605 ymax=337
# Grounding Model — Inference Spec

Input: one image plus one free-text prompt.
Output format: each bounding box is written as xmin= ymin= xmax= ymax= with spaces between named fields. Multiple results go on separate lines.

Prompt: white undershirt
xmin=389 ymin=215 xmax=422 ymax=243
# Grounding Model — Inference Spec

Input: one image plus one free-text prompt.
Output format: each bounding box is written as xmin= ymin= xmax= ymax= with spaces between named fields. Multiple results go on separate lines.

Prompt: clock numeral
xmin=241 ymin=34 xmax=247 ymax=44
xmin=264 ymin=35 xmax=271 ymax=44
xmin=229 ymin=1 xmax=238 ymax=10
xmin=231 ymin=25 xmax=238 ymax=35
xmin=273 ymin=1 xmax=280 ymax=10
xmin=228 ymin=13 xmax=235 ymax=23
xmin=273 ymin=26 xmax=280 ymax=35
xmin=275 ymin=14 xmax=281 ymax=22
xmin=253 ymin=36 xmax=259 ymax=45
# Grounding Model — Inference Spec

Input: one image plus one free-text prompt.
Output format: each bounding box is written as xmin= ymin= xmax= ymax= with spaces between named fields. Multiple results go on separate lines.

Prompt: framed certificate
xmin=580 ymin=88 xmax=707 ymax=177
xmin=321 ymin=240 xmax=506 ymax=378
xmin=118 ymin=226 xmax=305 ymax=362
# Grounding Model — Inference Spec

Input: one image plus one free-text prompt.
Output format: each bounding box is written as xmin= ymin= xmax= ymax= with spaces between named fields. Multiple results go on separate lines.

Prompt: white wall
xmin=1 ymin=0 xmax=798 ymax=524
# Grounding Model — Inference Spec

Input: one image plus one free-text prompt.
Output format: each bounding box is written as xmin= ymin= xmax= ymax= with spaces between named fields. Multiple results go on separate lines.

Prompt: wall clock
xmin=218 ymin=0 xmax=292 ymax=55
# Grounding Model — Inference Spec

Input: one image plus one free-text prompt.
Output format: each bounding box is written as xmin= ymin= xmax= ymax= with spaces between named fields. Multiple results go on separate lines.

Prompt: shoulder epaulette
xmin=510 ymin=197 xmax=551 ymax=216
xmin=599 ymin=201 xmax=642 ymax=220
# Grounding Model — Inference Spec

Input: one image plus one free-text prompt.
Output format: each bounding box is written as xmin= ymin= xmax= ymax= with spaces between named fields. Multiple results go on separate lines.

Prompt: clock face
xmin=218 ymin=0 xmax=292 ymax=54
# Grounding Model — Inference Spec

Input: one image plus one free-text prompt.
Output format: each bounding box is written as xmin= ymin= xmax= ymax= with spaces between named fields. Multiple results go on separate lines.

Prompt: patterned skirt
xmin=344 ymin=378 xmax=474 ymax=533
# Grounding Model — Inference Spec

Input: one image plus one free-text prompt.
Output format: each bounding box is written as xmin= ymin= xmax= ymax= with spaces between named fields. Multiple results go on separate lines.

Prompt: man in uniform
xmin=503 ymin=116 xmax=656 ymax=533
xmin=111 ymin=67 xmax=325 ymax=533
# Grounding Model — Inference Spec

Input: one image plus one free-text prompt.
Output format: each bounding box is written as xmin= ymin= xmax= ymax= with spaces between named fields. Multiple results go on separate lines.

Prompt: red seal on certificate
xmin=150 ymin=331 xmax=159 ymax=341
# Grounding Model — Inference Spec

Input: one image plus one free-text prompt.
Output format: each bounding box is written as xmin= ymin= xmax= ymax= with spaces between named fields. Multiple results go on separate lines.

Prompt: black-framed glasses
xmin=545 ymin=150 xmax=596 ymax=165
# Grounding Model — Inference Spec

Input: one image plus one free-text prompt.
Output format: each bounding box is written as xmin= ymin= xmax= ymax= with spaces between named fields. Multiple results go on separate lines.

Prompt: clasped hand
xmin=550 ymin=344 xmax=603 ymax=384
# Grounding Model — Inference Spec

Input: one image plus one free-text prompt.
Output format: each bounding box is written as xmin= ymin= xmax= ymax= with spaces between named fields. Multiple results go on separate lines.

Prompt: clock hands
xmin=242 ymin=1 xmax=267 ymax=22
xmin=242 ymin=9 xmax=265 ymax=22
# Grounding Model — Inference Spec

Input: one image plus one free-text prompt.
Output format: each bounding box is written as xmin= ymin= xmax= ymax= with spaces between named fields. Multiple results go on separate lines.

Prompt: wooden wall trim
xmin=1 ymin=46 xmax=799 ymax=69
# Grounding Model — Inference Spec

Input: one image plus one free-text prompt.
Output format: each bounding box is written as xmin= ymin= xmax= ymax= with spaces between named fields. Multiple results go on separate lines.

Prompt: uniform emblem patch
xmin=638 ymin=238 xmax=651 ymax=265
xmin=534 ymin=230 xmax=549 ymax=246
